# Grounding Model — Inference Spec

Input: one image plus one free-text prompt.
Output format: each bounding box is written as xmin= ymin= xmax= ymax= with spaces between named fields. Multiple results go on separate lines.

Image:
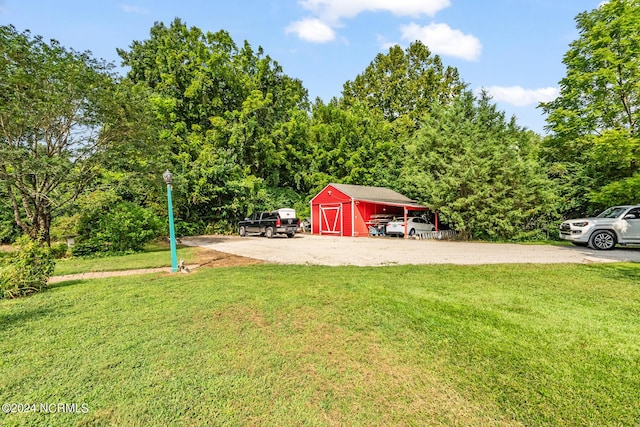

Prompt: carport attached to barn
xmin=310 ymin=183 xmax=432 ymax=237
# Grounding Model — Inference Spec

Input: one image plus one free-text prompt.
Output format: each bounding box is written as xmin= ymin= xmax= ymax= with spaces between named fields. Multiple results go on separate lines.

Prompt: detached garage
xmin=310 ymin=183 xmax=433 ymax=237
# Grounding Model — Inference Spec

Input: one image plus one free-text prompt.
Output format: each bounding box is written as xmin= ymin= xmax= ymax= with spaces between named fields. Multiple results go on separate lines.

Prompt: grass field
xmin=52 ymin=244 xmax=202 ymax=276
xmin=1 ymin=260 xmax=639 ymax=426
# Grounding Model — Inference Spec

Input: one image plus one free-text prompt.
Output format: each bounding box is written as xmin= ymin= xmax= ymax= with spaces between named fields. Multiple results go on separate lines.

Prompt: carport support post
xmin=404 ymin=208 xmax=408 ymax=239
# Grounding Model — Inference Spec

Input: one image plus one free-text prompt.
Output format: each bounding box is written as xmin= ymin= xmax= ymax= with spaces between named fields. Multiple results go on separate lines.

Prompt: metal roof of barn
xmin=327 ymin=183 xmax=427 ymax=209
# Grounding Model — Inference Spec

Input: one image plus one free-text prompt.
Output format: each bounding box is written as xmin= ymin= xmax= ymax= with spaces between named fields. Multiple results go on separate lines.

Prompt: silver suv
xmin=559 ymin=205 xmax=640 ymax=250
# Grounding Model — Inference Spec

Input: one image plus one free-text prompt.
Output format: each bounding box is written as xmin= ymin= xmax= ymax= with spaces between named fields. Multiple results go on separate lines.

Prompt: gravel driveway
xmin=182 ymin=234 xmax=640 ymax=266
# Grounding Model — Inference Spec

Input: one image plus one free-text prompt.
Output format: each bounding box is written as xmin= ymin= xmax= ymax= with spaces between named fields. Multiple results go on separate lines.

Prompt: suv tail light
xmin=276 ymin=218 xmax=281 ymax=227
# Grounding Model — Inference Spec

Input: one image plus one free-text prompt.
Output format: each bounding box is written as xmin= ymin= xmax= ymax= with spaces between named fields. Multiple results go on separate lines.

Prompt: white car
xmin=385 ymin=217 xmax=435 ymax=237
xmin=559 ymin=205 xmax=640 ymax=250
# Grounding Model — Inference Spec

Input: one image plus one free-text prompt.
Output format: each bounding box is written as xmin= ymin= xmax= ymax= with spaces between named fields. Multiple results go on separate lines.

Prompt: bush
xmin=0 ymin=219 xmax=21 ymax=244
xmin=0 ymin=235 xmax=55 ymax=299
xmin=49 ymin=214 xmax=81 ymax=243
xmin=174 ymin=218 xmax=206 ymax=237
xmin=100 ymin=202 xmax=163 ymax=252
xmin=74 ymin=201 xmax=163 ymax=256
xmin=50 ymin=242 xmax=70 ymax=259
xmin=71 ymin=240 xmax=107 ymax=257
xmin=205 ymin=220 xmax=232 ymax=235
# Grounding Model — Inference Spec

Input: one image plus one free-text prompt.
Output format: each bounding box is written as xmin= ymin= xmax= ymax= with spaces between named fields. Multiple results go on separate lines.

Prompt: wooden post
xmin=403 ymin=208 xmax=408 ymax=239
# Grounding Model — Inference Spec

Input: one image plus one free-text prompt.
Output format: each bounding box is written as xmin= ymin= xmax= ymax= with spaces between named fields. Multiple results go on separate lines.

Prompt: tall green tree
xmin=341 ymin=41 xmax=465 ymax=124
xmin=303 ymin=42 xmax=466 ymax=198
xmin=307 ymin=99 xmax=401 ymax=192
xmin=541 ymin=0 xmax=640 ymax=216
xmin=402 ymin=91 xmax=558 ymax=240
xmin=0 ymin=25 xmax=153 ymax=244
xmin=118 ymin=19 xmax=311 ymax=228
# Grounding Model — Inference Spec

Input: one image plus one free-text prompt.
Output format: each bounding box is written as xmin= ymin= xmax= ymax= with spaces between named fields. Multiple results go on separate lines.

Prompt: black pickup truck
xmin=238 ymin=209 xmax=299 ymax=238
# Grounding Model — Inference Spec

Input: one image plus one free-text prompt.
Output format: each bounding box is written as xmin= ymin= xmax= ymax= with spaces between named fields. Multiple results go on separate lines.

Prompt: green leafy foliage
xmin=119 ymin=19 xmax=312 ymax=230
xmin=0 ymin=199 xmax=21 ymax=243
xmin=341 ymin=41 xmax=464 ymax=122
xmin=308 ymin=100 xmax=401 ymax=189
xmin=589 ymin=173 xmax=640 ymax=207
xmin=1 ymin=17 xmax=576 ymax=243
xmin=402 ymin=92 xmax=558 ymax=240
xmin=49 ymin=242 xmax=70 ymax=259
xmin=541 ymin=0 xmax=640 ymax=217
xmin=72 ymin=191 xmax=163 ymax=255
xmin=0 ymin=25 xmax=156 ymax=244
xmin=0 ymin=235 xmax=55 ymax=299
xmin=98 ymin=202 xmax=163 ymax=252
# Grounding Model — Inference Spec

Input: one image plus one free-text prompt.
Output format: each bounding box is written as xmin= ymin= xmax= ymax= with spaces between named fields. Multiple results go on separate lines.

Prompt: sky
xmin=0 ymin=0 xmax=605 ymax=134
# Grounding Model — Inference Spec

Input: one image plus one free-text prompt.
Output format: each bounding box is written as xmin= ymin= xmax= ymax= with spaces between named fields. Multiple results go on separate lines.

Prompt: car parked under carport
xmin=385 ymin=217 xmax=435 ymax=237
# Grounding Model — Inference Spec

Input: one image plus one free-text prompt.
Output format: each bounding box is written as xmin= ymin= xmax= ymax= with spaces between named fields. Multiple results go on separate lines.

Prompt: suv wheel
xmin=239 ymin=226 xmax=247 ymax=237
xmin=589 ymin=230 xmax=616 ymax=250
xmin=265 ymin=227 xmax=274 ymax=238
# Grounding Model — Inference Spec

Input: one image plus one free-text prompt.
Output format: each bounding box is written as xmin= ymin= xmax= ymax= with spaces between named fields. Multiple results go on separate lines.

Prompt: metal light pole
xmin=163 ymin=170 xmax=179 ymax=273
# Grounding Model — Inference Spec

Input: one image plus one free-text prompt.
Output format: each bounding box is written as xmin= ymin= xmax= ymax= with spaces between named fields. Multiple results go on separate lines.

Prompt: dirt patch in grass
xmin=192 ymin=247 xmax=263 ymax=268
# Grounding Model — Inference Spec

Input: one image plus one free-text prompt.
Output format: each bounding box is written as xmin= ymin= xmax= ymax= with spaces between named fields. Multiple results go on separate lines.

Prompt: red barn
xmin=310 ymin=183 xmax=431 ymax=237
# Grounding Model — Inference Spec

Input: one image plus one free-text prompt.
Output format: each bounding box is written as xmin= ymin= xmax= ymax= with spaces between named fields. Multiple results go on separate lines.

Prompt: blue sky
xmin=1 ymin=0 xmax=604 ymax=134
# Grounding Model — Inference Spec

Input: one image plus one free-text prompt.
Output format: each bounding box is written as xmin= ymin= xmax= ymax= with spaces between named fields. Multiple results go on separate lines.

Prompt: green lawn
xmin=52 ymin=244 xmax=201 ymax=276
xmin=1 ymin=262 xmax=639 ymax=426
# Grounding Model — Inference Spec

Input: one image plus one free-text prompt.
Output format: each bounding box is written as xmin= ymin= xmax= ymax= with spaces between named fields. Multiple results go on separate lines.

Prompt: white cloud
xmin=120 ymin=4 xmax=150 ymax=15
xmin=400 ymin=22 xmax=481 ymax=61
xmin=287 ymin=0 xmax=452 ymax=43
xmin=299 ymin=0 xmax=450 ymax=23
xmin=285 ymin=18 xmax=337 ymax=43
xmin=479 ymin=86 xmax=559 ymax=106
xmin=376 ymin=35 xmax=398 ymax=51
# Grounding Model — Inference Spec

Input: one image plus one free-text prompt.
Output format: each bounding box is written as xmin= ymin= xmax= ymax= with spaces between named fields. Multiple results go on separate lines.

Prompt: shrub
xmin=74 ymin=201 xmax=163 ymax=256
xmin=174 ymin=218 xmax=206 ymax=237
xmin=99 ymin=202 xmax=163 ymax=252
xmin=71 ymin=240 xmax=107 ymax=257
xmin=49 ymin=214 xmax=81 ymax=243
xmin=50 ymin=242 xmax=70 ymax=259
xmin=205 ymin=220 xmax=232 ymax=235
xmin=0 ymin=235 xmax=55 ymax=299
xmin=0 ymin=218 xmax=21 ymax=244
